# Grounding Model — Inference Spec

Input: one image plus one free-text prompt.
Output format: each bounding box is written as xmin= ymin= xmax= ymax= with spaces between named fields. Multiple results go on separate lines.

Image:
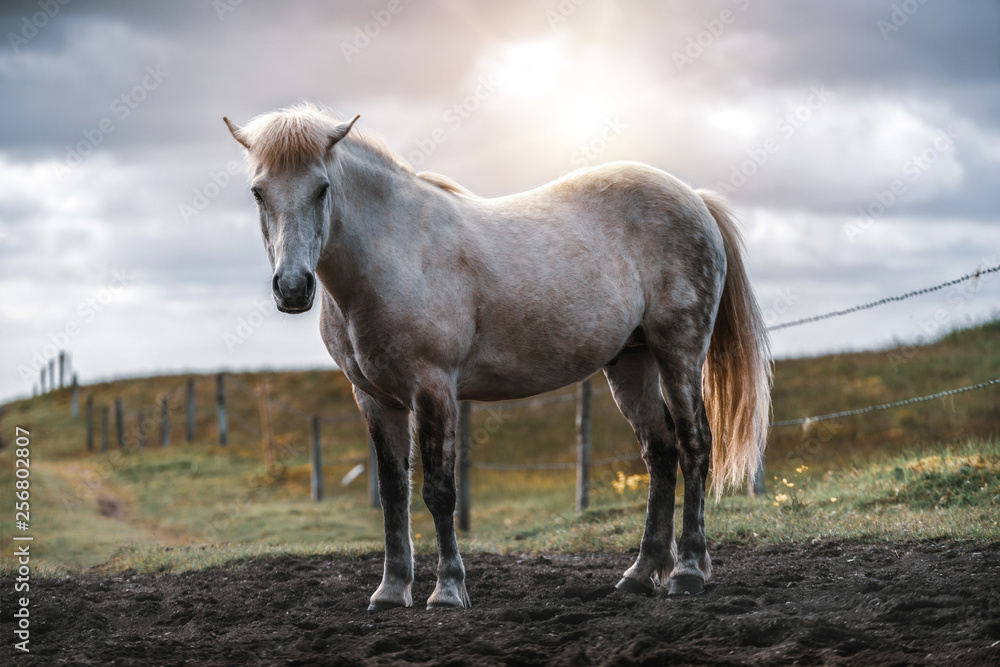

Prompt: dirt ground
xmin=4 ymin=540 xmax=999 ymax=666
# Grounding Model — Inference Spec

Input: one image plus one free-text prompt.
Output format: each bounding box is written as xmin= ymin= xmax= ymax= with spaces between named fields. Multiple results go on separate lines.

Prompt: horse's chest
xmin=319 ymin=306 xmax=412 ymax=404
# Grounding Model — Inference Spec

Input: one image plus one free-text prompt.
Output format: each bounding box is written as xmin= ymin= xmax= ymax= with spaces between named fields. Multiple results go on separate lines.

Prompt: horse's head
xmin=224 ymin=108 xmax=359 ymax=314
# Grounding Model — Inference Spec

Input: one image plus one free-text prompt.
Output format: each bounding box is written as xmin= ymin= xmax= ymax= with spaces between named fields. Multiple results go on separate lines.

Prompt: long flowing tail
xmin=696 ymin=190 xmax=773 ymax=497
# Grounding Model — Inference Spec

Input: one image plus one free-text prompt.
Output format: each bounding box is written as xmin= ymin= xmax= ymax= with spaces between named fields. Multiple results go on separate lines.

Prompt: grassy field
xmin=1 ymin=319 xmax=997 ymax=575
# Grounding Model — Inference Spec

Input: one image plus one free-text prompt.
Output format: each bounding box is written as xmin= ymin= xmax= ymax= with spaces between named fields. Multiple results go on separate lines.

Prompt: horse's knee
xmin=421 ymin=474 xmax=456 ymax=517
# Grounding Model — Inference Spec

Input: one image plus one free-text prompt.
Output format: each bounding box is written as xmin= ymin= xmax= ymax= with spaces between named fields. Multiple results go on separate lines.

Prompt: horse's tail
xmin=696 ymin=190 xmax=773 ymax=498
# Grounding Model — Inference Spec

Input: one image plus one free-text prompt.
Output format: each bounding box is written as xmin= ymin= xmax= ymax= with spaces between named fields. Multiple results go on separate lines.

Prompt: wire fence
xmin=60 ymin=261 xmax=999 ymax=507
xmin=768 ymin=262 xmax=999 ymax=331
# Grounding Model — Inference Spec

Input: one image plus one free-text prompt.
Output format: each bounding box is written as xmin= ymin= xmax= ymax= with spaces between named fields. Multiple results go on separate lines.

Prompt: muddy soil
xmin=3 ymin=540 xmax=999 ymax=666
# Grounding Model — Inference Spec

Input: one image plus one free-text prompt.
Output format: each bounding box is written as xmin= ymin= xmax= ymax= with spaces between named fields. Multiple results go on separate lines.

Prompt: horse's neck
xmin=315 ymin=147 xmax=434 ymax=313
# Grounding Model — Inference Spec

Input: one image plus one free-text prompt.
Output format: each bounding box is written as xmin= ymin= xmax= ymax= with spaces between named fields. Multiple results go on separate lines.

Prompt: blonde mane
xmin=236 ymin=103 xmax=473 ymax=197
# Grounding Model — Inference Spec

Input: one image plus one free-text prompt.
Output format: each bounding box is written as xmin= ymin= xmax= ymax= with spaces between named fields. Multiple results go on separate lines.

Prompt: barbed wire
xmin=768 ymin=263 xmax=999 ymax=331
xmin=770 ymin=378 xmax=999 ymax=427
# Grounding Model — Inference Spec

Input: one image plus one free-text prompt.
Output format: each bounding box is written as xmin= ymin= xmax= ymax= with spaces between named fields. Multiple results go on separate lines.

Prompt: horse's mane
xmin=238 ymin=103 xmax=474 ymax=197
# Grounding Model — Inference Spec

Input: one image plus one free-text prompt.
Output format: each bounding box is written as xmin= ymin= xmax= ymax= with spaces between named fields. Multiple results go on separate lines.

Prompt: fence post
xmin=40 ymin=367 xmax=46 ymax=395
xmin=185 ymin=378 xmax=195 ymax=442
xmin=160 ymin=396 xmax=170 ymax=447
xmin=748 ymin=445 xmax=766 ymax=498
xmin=368 ymin=435 xmax=381 ymax=508
xmin=48 ymin=359 xmax=55 ymax=394
xmin=216 ymin=373 xmax=228 ymax=445
xmin=138 ymin=409 xmax=147 ymax=449
xmin=114 ymin=397 xmax=125 ymax=449
xmin=100 ymin=405 xmax=109 ymax=453
xmin=257 ymin=379 xmax=275 ymax=475
xmin=85 ymin=395 xmax=94 ymax=452
xmin=457 ymin=400 xmax=472 ymax=531
xmin=58 ymin=350 xmax=65 ymax=389
xmin=576 ymin=378 xmax=593 ymax=512
xmin=311 ymin=416 xmax=323 ymax=501
xmin=71 ymin=374 xmax=79 ymax=419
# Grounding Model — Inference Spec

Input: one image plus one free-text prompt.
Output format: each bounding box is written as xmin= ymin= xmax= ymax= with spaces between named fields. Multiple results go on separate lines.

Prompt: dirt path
xmin=3 ymin=540 xmax=998 ymax=666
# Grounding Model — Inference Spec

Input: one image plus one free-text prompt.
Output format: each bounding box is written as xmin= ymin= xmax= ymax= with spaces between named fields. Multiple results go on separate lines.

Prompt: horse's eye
xmin=316 ymin=184 xmax=329 ymax=201
xmin=252 ymin=189 xmax=263 ymax=204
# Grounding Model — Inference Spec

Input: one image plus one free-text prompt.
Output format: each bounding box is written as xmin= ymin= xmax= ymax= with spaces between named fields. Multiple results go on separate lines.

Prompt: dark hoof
xmin=668 ymin=574 xmax=704 ymax=596
xmin=368 ymin=599 xmax=407 ymax=611
xmin=615 ymin=577 xmax=654 ymax=597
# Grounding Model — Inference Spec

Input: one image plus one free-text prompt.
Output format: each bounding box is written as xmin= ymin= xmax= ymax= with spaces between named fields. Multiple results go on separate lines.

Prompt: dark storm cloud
xmin=1 ymin=0 xmax=998 ymax=402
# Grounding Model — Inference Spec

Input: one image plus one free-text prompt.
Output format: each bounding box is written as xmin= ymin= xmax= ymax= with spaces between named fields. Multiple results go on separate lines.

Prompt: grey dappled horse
xmin=225 ymin=104 xmax=771 ymax=609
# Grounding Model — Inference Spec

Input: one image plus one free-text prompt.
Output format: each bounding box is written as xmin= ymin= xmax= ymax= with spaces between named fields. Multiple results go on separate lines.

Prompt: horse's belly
xmin=458 ymin=307 xmax=634 ymax=401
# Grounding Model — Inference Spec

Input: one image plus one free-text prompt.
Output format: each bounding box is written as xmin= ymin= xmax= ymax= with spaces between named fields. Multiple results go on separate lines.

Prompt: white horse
xmin=224 ymin=104 xmax=771 ymax=609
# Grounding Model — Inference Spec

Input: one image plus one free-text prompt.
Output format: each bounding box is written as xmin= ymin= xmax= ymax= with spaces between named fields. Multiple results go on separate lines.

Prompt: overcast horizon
xmin=2 ymin=0 xmax=998 ymax=403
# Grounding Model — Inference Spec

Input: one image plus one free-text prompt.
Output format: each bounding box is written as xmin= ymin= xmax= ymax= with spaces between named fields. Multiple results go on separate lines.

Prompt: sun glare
xmin=479 ymin=37 xmax=630 ymax=147
xmin=493 ymin=39 xmax=568 ymax=99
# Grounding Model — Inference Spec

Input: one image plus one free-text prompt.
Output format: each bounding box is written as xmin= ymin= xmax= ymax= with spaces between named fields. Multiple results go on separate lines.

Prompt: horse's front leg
xmin=415 ymin=381 xmax=470 ymax=609
xmin=355 ymin=387 xmax=414 ymax=610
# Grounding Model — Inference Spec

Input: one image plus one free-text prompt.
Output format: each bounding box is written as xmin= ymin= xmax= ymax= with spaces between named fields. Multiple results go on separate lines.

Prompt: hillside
xmin=0 ymin=319 xmax=997 ymax=572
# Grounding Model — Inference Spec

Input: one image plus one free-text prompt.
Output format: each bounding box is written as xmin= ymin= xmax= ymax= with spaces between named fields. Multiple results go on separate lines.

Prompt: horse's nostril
xmin=271 ymin=273 xmax=282 ymax=298
xmin=304 ymin=273 xmax=315 ymax=295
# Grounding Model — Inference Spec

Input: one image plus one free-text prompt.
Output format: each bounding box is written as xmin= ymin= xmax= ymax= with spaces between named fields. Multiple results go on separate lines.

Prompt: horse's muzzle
xmin=272 ymin=270 xmax=316 ymax=314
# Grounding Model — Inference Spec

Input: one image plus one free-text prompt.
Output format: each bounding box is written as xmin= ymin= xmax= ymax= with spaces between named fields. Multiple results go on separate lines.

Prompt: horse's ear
xmin=224 ymin=117 xmax=251 ymax=150
xmin=327 ymin=114 xmax=360 ymax=150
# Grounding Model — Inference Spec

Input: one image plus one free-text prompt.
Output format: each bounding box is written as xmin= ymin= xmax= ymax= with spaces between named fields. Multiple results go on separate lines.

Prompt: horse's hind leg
xmin=414 ymin=378 xmax=471 ymax=609
xmin=647 ymin=334 xmax=714 ymax=595
xmin=355 ymin=388 xmax=415 ymax=610
xmin=605 ymin=347 xmax=679 ymax=596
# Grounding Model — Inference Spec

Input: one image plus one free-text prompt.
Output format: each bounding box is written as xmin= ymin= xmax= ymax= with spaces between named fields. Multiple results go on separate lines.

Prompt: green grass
xmin=0 ymin=319 xmax=997 ymax=575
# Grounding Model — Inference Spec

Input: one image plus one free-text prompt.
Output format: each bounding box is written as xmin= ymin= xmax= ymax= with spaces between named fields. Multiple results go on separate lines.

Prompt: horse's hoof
xmin=668 ymin=574 xmax=704 ymax=596
xmin=368 ymin=599 xmax=407 ymax=611
xmin=615 ymin=576 xmax=654 ymax=597
xmin=426 ymin=600 xmax=466 ymax=610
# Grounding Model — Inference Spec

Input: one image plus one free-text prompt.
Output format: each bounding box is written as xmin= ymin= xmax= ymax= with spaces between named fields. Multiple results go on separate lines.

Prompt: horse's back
xmin=451 ymin=162 xmax=726 ymax=400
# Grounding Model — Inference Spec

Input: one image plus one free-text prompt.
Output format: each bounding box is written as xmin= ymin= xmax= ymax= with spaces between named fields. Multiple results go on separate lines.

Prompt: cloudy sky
xmin=1 ymin=0 xmax=998 ymax=402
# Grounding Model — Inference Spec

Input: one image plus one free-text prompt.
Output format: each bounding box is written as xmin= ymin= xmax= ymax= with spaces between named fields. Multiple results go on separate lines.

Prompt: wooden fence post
xmin=576 ymin=378 xmax=593 ymax=512
xmin=160 ymin=396 xmax=170 ymax=447
xmin=257 ymin=379 xmax=275 ymax=475
xmin=58 ymin=350 xmax=65 ymax=389
xmin=100 ymin=405 xmax=109 ymax=453
xmin=48 ymin=359 xmax=55 ymax=393
xmin=114 ymin=397 xmax=125 ymax=449
xmin=40 ymin=367 xmax=46 ymax=395
xmin=216 ymin=373 xmax=228 ymax=445
xmin=138 ymin=409 xmax=146 ymax=449
xmin=457 ymin=400 xmax=471 ymax=531
xmin=748 ymin=446 xmax=766 ymax=498
xmin=85 ymin=395 xmax=94 ymax=452
xmin=368 ymin=435 xmax=381 ymax=508
xmin=185 ymin=378 xmax=196 ymax=443
xmin=311 ymin=416 xmax=323 ymax=501
xmin=71 ymin=374 xmax=79 ymax=419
